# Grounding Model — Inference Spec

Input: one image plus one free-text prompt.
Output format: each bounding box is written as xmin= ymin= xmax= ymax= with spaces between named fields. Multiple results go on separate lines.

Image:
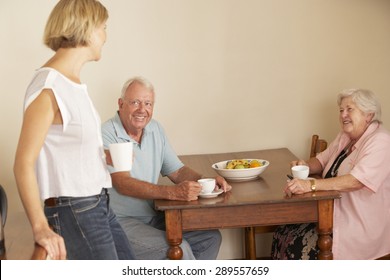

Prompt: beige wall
xmin=1 ymin=0 xmax=390 ymax=259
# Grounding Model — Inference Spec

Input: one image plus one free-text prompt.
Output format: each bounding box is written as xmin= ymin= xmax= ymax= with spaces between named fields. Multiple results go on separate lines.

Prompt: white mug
xmin=109 ymin=142 xmax=133 ymax=172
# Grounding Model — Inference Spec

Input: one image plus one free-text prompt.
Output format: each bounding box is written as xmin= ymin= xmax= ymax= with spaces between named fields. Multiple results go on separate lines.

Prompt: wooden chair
xmin=31 ymin=226 xmax=52 ymax=259
xmin=244 ymin=134 xmax=327 ymax=259
xmin=31 ymin=243 xmax=48 ymax=260
xmin=310 ymin=134 xmax=328 ymax=158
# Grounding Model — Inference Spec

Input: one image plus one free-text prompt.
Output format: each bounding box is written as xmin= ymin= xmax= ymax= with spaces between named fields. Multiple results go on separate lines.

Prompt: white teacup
xmin=291 ymin=165 xmax=309 ymax=179
xmin=109 ymin=142 xmax=133 ymax=172
xmin=198 ymin=178 xmax=216 ymax=194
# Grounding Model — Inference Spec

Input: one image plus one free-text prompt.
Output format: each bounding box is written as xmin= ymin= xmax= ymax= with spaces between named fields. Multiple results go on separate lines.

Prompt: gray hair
xmin=120 ymin=76 xmax=155 ymax=99
xmin=337 ymin=88 xmax=382 ymax=123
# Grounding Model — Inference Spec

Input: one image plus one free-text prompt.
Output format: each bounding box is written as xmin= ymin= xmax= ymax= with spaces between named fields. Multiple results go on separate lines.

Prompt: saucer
xmin=199 ymin=189 xmax=223 ymax=198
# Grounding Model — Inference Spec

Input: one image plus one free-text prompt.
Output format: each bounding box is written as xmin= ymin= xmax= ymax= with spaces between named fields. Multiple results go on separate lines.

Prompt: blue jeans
xmin=117 ymin=213 xmax=221 ymax=260
xmin=44 ymin=189 xmax=135 ymax=260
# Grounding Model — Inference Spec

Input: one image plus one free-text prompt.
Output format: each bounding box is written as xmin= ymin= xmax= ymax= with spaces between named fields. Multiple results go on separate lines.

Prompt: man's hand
xmin=172 ymin=181 xmax=202 ymax=201
xmin=216 ymin=175 xmax=232 ymax=192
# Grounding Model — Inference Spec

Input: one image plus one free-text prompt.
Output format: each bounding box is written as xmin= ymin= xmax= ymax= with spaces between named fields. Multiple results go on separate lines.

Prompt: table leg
xmin=317 ymin=200 xmax=334 ymax=260
xmin=244 ymin=227 xmax=257 ymax=260
xmin=165 ymin=209 xmax=183 ymax=260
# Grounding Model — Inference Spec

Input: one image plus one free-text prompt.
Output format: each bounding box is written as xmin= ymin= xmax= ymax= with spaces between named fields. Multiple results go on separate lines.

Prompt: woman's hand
xmin=34 ymin=226 xmax=67 ymax=260
xmin=284 ymin=178 xmax=311 ymax=196
xmin=104 ymin=149 xmax=113 ymax=166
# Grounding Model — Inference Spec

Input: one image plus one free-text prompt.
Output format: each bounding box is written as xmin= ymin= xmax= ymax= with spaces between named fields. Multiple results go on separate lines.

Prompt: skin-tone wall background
xmin=1 ymin=0 xmax=390 ymax=259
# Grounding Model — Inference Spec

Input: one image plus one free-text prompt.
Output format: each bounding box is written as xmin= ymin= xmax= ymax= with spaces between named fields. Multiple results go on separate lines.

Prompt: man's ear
xmin=118 ymin=98 xmax=124 ymax=108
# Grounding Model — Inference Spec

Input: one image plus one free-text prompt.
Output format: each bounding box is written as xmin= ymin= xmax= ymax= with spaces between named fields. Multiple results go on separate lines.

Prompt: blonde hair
xmin=43 ymin=0 xmax=108 ymax=51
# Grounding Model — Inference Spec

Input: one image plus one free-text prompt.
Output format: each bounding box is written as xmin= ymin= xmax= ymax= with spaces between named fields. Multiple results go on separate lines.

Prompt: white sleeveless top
xmin=24 ymin=68 xmax=111 ymax=200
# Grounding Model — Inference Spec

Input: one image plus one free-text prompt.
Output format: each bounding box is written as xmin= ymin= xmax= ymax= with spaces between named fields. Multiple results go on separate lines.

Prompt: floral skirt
xmin=271 ymin=223 xmax=319 ymax=260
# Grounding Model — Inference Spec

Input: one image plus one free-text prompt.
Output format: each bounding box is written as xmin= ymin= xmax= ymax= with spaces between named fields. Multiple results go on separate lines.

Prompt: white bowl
xmin=212 ymin=159 xmax=270 ymax=182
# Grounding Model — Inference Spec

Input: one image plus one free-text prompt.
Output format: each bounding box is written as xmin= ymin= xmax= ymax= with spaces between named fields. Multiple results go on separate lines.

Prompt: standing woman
xmin=14 ymin=0 xmax=135 ymax=260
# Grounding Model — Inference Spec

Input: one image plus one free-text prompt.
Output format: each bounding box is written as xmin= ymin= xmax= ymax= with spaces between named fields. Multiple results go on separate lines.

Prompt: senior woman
xmin=271 ymin=88 xmax=390 ymax=260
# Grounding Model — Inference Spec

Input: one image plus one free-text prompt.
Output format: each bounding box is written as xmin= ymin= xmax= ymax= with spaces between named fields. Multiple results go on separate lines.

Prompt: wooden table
xmin=155 ymin=148 xmax=341 ymax=260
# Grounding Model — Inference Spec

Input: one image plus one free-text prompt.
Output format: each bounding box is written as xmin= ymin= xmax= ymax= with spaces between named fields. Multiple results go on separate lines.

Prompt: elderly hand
xmin=284 ymin=178 xmax=311 ymax=196
xmin=216 ymin=175 xmax=232 ymax=192
xmin=173 ymin=181 xmax=202 ymax=201
xmin=170 ymin=176 xmax=231 ymax=201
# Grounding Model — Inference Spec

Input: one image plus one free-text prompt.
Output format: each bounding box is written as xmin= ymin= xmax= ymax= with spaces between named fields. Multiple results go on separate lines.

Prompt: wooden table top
xmin=154 ymin=148 xmax=341 ymax=260
xmin=156 ymin=148 xmax=340 ymax=211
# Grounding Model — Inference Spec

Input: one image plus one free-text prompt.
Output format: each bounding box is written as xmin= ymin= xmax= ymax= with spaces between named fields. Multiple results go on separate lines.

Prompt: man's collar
xmin=113 ymin=112 xmax=132 ymax=141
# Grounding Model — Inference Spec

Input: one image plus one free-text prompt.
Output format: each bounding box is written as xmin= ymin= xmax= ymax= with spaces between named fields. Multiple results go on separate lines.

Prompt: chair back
xmin=310 ymin=134 xmax=327 ymax=158
xmin=31 ymin=243 xmax=49 ymax=260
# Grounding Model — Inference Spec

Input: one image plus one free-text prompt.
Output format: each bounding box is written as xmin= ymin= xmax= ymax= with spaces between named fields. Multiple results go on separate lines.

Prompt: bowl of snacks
xmin=212 ymin=159 xmax=270 ymax=182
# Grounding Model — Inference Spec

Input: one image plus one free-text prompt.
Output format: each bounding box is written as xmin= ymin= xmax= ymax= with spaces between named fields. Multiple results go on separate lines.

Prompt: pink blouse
xmin=317 ymin=122 xmax=390 ymax=259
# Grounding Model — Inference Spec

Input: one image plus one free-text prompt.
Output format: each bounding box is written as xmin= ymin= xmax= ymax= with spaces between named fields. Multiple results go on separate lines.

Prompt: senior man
xmin=102 ymin=76 xmax=231 ymax=259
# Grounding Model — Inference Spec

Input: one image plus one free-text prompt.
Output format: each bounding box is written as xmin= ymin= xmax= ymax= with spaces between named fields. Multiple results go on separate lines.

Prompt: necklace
xmin=327 ymin=140 xmax=354 ymax=178
xmin=329 ymin=149 xmax=348 ymax=177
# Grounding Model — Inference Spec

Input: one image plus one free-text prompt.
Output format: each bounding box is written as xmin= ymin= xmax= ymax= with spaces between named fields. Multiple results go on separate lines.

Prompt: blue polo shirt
xmin=101 ymin=112 xmax=184 ymax=222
